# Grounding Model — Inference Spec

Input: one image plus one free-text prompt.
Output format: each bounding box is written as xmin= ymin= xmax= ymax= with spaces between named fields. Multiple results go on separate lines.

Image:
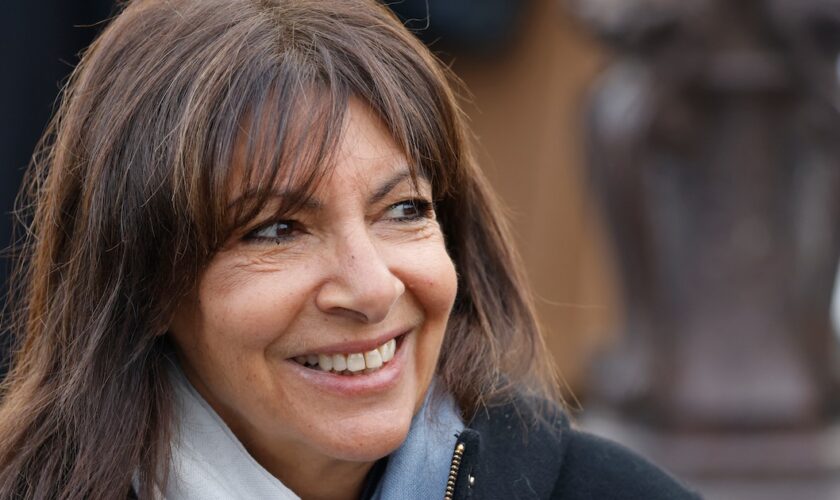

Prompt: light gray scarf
xmin=160 ymin=364 xmax=463 ymax=499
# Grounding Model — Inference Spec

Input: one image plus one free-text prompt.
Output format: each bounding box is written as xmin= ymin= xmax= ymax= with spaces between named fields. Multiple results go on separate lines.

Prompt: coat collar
xmin=449 ymin=398 xmax=570 ymax=500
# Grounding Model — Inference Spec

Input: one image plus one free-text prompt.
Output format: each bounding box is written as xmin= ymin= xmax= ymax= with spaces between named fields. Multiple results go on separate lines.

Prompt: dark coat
xmin=449 ymin=401 xmax=702 ymax=500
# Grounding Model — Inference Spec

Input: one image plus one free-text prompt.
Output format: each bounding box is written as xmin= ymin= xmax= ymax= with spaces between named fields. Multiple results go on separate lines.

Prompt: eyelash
xmin=244 ymin=198 xmax=434 ymax=244
xmin=388 ymin=198 xmax=433 ymax=222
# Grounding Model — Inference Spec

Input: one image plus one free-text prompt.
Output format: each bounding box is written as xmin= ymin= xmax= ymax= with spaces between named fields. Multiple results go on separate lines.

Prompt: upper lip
xmin=287 ymin=327 xmax=410 ymax=358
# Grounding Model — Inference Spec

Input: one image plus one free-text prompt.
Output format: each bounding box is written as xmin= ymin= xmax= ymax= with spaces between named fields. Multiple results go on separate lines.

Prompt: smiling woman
xmin=0 ymin=1 xmax=699 ymax=499
xmin=168 ymin=100 xmax=459 ymax=496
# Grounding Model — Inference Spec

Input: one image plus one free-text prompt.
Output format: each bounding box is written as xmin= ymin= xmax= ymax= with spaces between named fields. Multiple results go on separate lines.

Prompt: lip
xmin=287 ymin=328 xmax=409 ymax=358
xmin=284 ymin=332 xmax=409 ymax=396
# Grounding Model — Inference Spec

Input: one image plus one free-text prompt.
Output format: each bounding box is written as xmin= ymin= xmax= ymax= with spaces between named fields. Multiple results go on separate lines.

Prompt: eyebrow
xmin=368 ymin=169 xmax=417 ymax=205
xmin=228 ymin=166 xmax=426 ymax=213
xmin=227 ymin=189 xmax=321 ymax=212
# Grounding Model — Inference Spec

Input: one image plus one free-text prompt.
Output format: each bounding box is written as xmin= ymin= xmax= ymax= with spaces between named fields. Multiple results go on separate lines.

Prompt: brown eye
xmin=386 ymin=199 xmax=432 ymax=221
xmin=247 ymin=220 xmax=300 ymax=243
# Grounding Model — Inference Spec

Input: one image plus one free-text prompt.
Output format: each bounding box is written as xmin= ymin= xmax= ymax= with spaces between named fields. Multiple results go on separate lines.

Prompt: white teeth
xmin=346 ymin=353 xmax=366 ymax=372
xmin=379 ymin=338 xmax=396 ymax=362
xmin=293 ymin=337 xmax=400 ymax=374
xmin=331 ymin=353 xmax=347 ymax=371
xmin=318 ymin=354 xmax=333 ymax=371
xmin=364 ymin=349 xmax=383 ymax=369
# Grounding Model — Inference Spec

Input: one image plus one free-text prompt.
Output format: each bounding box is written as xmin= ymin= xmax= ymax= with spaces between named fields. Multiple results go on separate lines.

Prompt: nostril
xmin=330 ymin=307 xmax=371 ymax=323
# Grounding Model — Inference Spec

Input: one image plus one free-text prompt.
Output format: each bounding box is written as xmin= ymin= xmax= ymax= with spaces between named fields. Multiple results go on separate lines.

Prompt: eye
xmin=385 ymin=199 xmax=433 ymax=221
xmin=246 ymin=220 xmax=302 ymax=243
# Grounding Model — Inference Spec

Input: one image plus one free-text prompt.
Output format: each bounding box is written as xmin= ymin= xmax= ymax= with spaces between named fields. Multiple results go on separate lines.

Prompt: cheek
xmin=192 ymin=263 xmax=317 ymax=350
xmin=405 ymin=245 xmax=458 ymax=320
xmin=405 ymin=247 xmax=457 ymax=411
xmin=400 ymin=242 xmax=458 ymax=359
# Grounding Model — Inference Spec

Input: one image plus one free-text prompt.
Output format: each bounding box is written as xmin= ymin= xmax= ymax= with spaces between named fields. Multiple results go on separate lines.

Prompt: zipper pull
xmin=444 ymin=442 xmax=465 ymax=500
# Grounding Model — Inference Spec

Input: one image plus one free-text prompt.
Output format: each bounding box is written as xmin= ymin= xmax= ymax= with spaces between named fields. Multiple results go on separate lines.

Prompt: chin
xmin=310 ymin=409 xmax=414 ymax=463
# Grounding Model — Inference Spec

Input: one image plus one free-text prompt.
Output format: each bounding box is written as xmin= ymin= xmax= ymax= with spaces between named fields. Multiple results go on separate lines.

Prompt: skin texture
xmin=168 ymin=99 xmax=459 ymax=500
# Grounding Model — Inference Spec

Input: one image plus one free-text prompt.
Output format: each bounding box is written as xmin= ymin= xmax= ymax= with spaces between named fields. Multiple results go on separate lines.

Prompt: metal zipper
xmin=443 ymin=442 xmax=465 ymax=500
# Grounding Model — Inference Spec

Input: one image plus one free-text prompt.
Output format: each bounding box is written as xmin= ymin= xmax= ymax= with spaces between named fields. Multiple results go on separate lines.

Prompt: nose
xmin=315 ymin=228 xmax=405 ymax=323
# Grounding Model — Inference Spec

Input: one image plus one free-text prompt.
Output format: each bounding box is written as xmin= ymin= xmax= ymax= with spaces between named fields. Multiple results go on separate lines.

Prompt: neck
xmin=245 ymin=439 xmax=374 ymax=500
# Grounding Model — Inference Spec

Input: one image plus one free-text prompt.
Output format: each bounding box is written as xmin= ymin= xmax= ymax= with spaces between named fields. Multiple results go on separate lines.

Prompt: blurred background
xmin=2 ymin=0 xmax=840 ymax=498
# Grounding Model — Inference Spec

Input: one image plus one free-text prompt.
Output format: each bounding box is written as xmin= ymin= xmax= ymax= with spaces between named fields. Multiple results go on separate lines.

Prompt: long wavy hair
xmin=0 ymin=0 xmax=557 ymax=497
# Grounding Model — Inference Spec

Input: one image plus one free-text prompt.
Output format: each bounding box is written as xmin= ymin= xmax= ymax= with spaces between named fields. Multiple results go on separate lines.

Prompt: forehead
xmin=329 ymin=99 xmax=411 ymax=185
xmin=224 ymin=97 xmax=426 ymax=220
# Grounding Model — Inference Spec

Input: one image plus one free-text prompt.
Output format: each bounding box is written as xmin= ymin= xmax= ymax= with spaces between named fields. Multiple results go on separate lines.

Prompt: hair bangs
xmin=320 ymin=30 xmax=460 ymax=203
xmin=195 ymin=42 xmax=456 ymax=252
xmin=180 ymin=62 xmax=349 ymax=254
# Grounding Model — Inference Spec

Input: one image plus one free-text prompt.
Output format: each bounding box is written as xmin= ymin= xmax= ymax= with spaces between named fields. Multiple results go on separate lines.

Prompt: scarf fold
xmin=164 ymin=364 xmax=300 ymax=499
xmin=163 ymin=364 xmax=464 ymax=499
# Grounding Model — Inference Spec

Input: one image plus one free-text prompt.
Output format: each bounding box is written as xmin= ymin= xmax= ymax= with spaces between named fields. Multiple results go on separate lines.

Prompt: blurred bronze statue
xmin=569 ymin=0 xmax=840 ymax=495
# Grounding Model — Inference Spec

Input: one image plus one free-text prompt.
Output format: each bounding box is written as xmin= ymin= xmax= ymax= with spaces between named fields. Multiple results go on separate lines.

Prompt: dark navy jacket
xmin=448 ymin=401 xmax=702 ymax=500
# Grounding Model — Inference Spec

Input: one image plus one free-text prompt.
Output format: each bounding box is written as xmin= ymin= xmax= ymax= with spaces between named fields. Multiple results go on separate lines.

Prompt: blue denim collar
xmin=369 ymin=383 xmax=465 ymax=499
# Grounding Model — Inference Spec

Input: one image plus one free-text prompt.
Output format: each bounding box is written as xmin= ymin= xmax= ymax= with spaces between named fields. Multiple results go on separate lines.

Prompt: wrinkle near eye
xmin=374 ymin=219 xmax=443 ymax=243
xmin=228 ymin=247 xmax=309 ymax=272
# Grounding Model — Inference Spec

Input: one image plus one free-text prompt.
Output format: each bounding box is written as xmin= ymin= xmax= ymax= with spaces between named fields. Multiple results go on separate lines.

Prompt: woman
xmin=0 ymin=0 xmax=700 ymax=498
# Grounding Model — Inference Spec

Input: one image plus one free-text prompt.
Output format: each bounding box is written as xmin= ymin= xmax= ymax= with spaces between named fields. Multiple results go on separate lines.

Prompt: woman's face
xmin=168 ymin=99 xmax=458 ymax=471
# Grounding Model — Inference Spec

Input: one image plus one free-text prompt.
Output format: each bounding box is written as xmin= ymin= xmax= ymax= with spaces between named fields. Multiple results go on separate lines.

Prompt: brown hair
xmin=0 ymin=0 xmax=557 ymax=497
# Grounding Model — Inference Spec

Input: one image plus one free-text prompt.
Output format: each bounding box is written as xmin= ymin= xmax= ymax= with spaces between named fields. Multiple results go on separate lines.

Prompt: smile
xmin=293 ymin=337 xmax=398 ymax=375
